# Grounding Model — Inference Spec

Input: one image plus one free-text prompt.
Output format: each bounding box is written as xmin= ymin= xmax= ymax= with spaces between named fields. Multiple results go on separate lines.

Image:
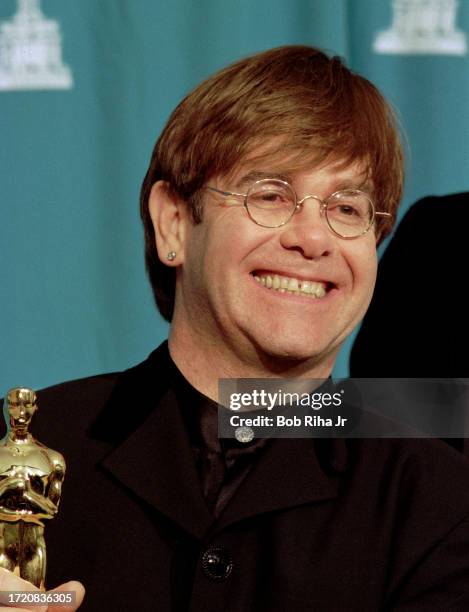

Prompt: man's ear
xmin=148 ymin=181 xmax=189 ymax=265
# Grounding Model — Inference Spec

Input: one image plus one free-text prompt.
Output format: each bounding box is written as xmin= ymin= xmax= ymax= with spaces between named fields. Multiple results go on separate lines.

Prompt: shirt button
xmin=202 ymin=546 xmax=233 ymax=581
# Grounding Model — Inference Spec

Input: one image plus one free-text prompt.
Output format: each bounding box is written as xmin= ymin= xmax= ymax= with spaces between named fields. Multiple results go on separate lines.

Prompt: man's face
xmin=173 ymin=158 xmax=378 ymax=372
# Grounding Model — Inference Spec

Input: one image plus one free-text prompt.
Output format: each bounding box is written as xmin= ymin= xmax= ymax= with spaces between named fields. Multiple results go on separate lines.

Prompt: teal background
xmin=2 ymin=0 xmax=469 ymax=392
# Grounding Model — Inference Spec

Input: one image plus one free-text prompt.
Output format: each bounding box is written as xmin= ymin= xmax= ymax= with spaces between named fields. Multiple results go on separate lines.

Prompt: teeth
xmin=316 ymin=285 xmax=326 ymax=298
xmin=253 ymin=273 xmax=329 ymax=298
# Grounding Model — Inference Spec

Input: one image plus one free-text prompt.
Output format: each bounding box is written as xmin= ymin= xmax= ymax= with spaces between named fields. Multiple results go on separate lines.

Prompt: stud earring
xmin=167 ymin=251 xmax=177 ymax=261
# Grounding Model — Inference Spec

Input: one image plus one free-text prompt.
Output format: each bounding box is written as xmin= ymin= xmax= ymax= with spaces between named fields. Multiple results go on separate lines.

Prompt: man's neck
xmin=168 ymin=326 xmax=335 ymax=402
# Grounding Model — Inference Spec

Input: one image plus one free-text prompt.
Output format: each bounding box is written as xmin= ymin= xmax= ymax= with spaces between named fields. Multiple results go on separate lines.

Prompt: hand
xmin=0 ymin=569 xmax=85 ymax=611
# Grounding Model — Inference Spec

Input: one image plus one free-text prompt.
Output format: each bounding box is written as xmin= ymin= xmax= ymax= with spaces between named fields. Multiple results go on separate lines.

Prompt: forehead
xmin=216 ymin=138 xmax=369 ymax=182
xmin=225 ymin=155 xmax=372 ymax=192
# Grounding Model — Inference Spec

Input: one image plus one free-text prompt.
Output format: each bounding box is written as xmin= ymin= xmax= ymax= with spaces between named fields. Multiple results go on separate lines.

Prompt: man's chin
xmin=250 ymin=337 xmax=339 ymax=374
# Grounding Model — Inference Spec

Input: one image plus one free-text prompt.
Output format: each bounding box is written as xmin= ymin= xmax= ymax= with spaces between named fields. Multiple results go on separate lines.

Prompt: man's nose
xmin=279 ymin=196 xmax=334 ymax=259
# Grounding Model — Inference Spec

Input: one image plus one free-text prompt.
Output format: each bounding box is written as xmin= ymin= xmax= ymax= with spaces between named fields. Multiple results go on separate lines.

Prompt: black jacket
xmin=3 ymin=343 xmax=469 ymax=611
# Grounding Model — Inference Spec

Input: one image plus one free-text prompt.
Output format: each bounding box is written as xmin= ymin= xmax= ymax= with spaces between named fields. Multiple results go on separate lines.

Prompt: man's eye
xmin=261 ymin=191 xmax=284 ymax=202
xmin=338 ymin=205 xmax=359 ymax=216
xmin=329 ymin=203 xmax=361 ymax=217
xmin=250 ymin=191 xmax=288 ymax=206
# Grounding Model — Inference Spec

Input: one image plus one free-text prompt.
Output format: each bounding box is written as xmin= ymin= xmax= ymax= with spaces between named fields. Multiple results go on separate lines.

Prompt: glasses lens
xmin=246 ymin=179 xmax=296 ymax=227
xmin=326 ymin=190 xmax=373 ymax=237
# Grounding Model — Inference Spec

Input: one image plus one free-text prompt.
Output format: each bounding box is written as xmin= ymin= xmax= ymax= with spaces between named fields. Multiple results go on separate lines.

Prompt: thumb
xmin=47 ymin=581 xmax=85 ymax=612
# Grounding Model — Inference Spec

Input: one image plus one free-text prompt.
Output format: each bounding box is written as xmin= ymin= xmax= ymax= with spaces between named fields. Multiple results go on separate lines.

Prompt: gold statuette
xmin=0 ymin=388 xmax=65 ymax=589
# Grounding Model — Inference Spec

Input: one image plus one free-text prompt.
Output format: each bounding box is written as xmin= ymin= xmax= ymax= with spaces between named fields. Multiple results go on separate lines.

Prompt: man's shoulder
xmin=0 ymin=372 xmax=120 ymax=441
xmin=0 ymin=342 xmax=171 ymax=440
xmin=356 ymin=436 xmax=469 ymax=474
xmin=37 ymin=372 xmax=120 ymax=415
xmin=353 ymin=437 xmax=469 ymax=514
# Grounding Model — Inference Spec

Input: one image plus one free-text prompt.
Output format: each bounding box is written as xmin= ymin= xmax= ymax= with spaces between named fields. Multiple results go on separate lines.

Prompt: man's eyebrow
xmin=234 ymin=171 xmax=293 ymax=190
xmin=233 ymin=171 xmax=373 ymax=194
xmin=334 ymin=178 xmax=373 ymax=193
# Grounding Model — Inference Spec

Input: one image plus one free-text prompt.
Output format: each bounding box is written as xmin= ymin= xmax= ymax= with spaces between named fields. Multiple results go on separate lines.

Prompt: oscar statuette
xmin=0 ymin=388 xmax=65 ymax=589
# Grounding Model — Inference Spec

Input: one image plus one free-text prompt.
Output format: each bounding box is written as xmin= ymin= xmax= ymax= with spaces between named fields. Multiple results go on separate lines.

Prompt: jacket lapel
xmin=214 ymin=436 xmax=347 ymax=533
xmin=88 ymin=343 xmax=212 ymax=539
xmin=99 ymin=386 xmax=213 ymax=539
xmin=89 ymin=342 xmax=347 ymax=540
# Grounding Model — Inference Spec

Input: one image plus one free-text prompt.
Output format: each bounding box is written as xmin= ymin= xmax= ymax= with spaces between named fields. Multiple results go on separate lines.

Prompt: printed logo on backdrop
xmin=374 ymin=0 xmax=467 ymax=55
xmin=0 ymin=0 xmax=73 ymax=91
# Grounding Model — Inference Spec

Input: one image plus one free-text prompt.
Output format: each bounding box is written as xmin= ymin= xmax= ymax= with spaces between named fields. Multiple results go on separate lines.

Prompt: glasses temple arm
xmin=207 ymin=186 xmax=246 ymax=197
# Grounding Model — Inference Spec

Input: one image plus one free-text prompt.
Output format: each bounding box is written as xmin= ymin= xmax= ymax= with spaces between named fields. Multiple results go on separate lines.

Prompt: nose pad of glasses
xmin=295 ymin=195 xmax=325 ymax=216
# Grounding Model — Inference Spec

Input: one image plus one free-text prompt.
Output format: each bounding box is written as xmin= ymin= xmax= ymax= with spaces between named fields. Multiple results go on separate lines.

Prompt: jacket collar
xmin=89 ymin=342 xmax=349 ymax=539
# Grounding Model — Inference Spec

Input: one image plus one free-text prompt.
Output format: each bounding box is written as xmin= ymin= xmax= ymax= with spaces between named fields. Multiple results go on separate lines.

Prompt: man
xmin=2 ymin=45 xmax=469 ymax=611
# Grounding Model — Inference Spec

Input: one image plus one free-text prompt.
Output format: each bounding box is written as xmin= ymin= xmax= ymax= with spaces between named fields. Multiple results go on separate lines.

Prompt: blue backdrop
xmin=2 ymin=0 xmax=468 ymax=392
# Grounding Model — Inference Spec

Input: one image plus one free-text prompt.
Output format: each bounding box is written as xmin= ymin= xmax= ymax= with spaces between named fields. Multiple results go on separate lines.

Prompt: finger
xmin=47 ymin=581 xmax=85 ymax=612
xmin=0 ymin=571 xmax=84 ymax=611
xmin=0 ymin=569 xmax=39 ymax=592
xmin=0 ymin=605 xmax=46 ymax=611
xmin=0 ymin=608 xmax=42 ymax=612
xmin=0 ymin=569 xmax=47 ymax=611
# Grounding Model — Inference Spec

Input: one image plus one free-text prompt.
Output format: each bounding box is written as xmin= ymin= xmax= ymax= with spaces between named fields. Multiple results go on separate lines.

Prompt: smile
xmin=252 ymin=272 xmax=330 ymax=298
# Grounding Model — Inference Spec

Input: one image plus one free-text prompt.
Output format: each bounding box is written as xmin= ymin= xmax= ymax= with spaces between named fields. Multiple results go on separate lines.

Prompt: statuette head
xmin=6 ymin=387 xmax=37 ymax=431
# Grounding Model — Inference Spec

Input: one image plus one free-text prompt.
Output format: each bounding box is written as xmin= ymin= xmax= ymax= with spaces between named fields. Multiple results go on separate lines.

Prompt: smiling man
xmin=2 ymin=45 xmax=469 ymax=611
xmin=152 ymin=161 xmax=381 ymax=389
xmin=142 ymin=47 xmax=400 ymax=392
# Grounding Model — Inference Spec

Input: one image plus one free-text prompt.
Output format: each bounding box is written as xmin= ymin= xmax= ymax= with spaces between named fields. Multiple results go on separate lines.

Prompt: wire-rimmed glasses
xmin=207 ymin=178 xmax=391 ymax=239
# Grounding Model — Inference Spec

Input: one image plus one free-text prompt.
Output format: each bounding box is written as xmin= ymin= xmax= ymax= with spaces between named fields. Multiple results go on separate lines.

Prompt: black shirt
xmin=169 ymin=353 xmax=269 ymax=518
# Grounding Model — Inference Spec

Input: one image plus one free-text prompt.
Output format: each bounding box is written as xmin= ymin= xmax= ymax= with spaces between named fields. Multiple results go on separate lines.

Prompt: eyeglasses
xmin=207 ymin=178 xmax=391 ymax=239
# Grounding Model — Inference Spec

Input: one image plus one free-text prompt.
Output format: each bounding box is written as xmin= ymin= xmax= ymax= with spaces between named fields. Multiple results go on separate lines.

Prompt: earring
xmin=166 ymin=251 xmax=177 ymax=261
